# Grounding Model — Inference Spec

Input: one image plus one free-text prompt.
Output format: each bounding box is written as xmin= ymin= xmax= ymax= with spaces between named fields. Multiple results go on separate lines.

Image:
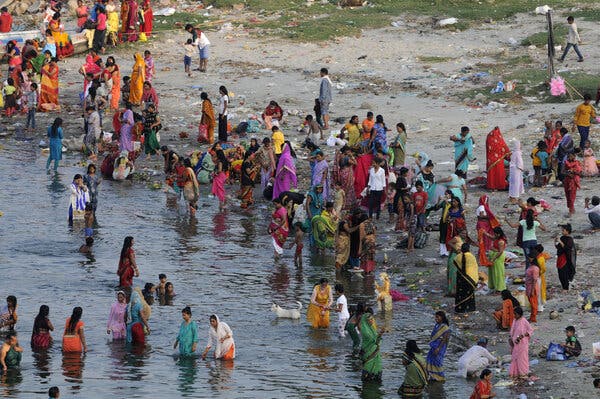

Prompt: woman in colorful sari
xmin=399 ymin=340 xmax=428 ymax=397
xmin=183 ymin=158 xmax=200 ymax=216
xmin=197 ymin=150 xmax=215 ymax=184
xmin=129 ymin=53 xmax=145 ymax=106
xmin=370 ymin=115 xmax=388 ymax=154
xmin=353 ymin=150 xmax=374 ymax=201
xmin=105 ymin=56 xmax=121 ymax=111
xmin=508 ymin=306 xmax=533 ymax=380
xmin=476 ymin=195 xmax=499 ymax=252
xmin=563 ymin=152 xmax=582 ymax=215
xmin=239 ymin=152 xmax=258 ymax=209
xmin=307 ymin=278 xmax=333 ymax=328
xmin=143 ymin=104 xmax=161 ymax=156
xmin=416 ymin=160 xmax=440 ymax=207
xmin=455 ymin=243 xmax=478 ymax=313
xmin=493 ymin=289 xmax=518 ymax=330
xmin=533 ymin=244 xmax=547 ymax=310
xmin=337 ymin=146 xmax=356 ymax=210
xmin=470 ymin=369 xmax=495 ymax=399
xmin=49 ymin=12 xmax=74 ymax=58
xmin=69 ymin=174 xmax=90 ymax=225
xmin=485 ymin=127 xmax=510 ymax=190
xmin=446 ymin=236 xmax=463 ymax=297
xmin=126 ymin=288 xmax=151 ymax=345
xmin=438 ymin=169 xmax=467 ymax=205
xmin=140 ymin=0 xmax=153 ymax=37
xmin=39 ymin=58 xmax=60 ymax=111
xmin=426 ymin=311 xmax=450 ymax=382
xmin=119 ymin=102 xmax=135 ymax=152
xmin=446 ymin=196 xmax=470 ymax=247
xmin=124 ymin=0 xmax=139 ymax=42
xmin=312 ymin=201 xmax=336 ymax=250
xmin=174 ymin=307 xmax=198 ymax=356
xmin=211 ymin=148 xmax=229 ymax=211
xmin=46 ymin=118 xmax=63 ymax=172
xmin=487 ymin=227 xmax=507 ymax=292
xmin=359 ymin=216 xmax=376 ymax=273
xmin=106 ymin=291 xmax=127 ymax=340
xmin=62 ymin=307 xmax=87 ymax=353
xmin=117 ymin=237 xmax=139 ymax=289
xmin=335 ymin=217 xmax=354 ymax=269
xmin=312 ymin=150 xmax=330 ymax=200
xmin=360 ymin=309 xmax=382 ymax=382
xmin=451 ymin=126 xmax=474 ymax=177
xmin=272 ymin=141 xmax=297 ymax=200
xmin=391 ymin=122 xmax=407 ymax=167
xmin=201 ymin=315 xmax=235 ymax=360
xmin=31 ymin=305 xmax=54 ymax=349
xmin=200 ymin=92 xmax=216 ymax=144
xmin=141 ymin=81 xmax=159 ymax=110
xmin=269 ymin=198 xmax=289 ymax=258
xmin=261 ymin=100 xmax=283 ymax=130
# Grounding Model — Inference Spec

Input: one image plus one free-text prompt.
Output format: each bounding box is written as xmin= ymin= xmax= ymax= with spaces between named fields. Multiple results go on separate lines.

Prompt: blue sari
xmin=425 ymin=322 xmax=450 ymax=382
xmin=372 ymin=123 xmax=388 ymax=153
xmin=453 ymin=133 xmax=473 ymax=173
xmin=177 ymin=320 xmax=199 ymax=356
xmin=126 ymin=291 xmax=144 ymax=343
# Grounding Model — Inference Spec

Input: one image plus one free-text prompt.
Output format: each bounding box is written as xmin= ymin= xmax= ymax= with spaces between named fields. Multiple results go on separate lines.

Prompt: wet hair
xmin=435 ymin=310 xmax=449 ymax=326
xmin=514 ymin=306 xmax=524 ymax=317
xmin=525 ymin=209 xmax=534 ymax=230
xmin=50 ymin=118 xmax=63 ymax=138
xmin=319 ymin=278 xmax=328 ymax=285
xmin=216 ymin=149 xmax=229 ymax=170
xmin=480 ymin=368 xmax=492 ymax=379
xmin=49 ymin=387 xmax=60 ymax=398
xmin=85 ymin=203 xmax=93 ymax=211
xmin=159 ymin=273 xmax=167 ymax=280
xmin=5 ymin=331 xmax=16 ymax=340
xmin=33 ymin=305 xmax=50 ymax=335
xmin=143 ymin=283 xmax=154 ymax=295
xmin=7 ymin=295 xmax=17 ymax=307
xmin=165 ymin=282 xmax=174 ymax=293
xmin=335 ymin=283 xmax=344 ymax=293
xmin=305 ymin=114 xmax=313 ymax=121
xmin=120 ymin=236 xmax=134 ymax=262
xmin=182 ymin=306 xmax=192 ymax=316
xmin=501 ymin=289 xmax=520 ymax=308
xmin=405 ymin=339 xmax=421 ymax=359
xmin=85 ymin=236 xmax=94 ymax=246
xmin=284 ymin=141 xmax=297 ymax=158
xmin=67 ymin=307 xmax=83 ymax=334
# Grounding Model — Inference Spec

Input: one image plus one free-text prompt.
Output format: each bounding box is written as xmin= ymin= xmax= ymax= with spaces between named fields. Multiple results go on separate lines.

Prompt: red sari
xmin=469 ymin=379 xmax=492 ymax=399
xmin=353 ymin=153 xmax=373 ymax=200
xmin=563 ymin=159 xmax=582 ymax=213
xmin=117 ymin=248 xmax=136 ymax=288
xmin=485 ymin=127 xmax=510 ymax=190
xmin=141 ymin=2 xmax=153 ymax=36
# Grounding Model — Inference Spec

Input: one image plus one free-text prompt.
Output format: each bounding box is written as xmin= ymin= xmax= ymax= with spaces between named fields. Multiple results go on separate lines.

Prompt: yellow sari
xmin=129 ymin=53 xmax=145 ymax=105
xmin=307 ymin=284 xmax=332 ymax=328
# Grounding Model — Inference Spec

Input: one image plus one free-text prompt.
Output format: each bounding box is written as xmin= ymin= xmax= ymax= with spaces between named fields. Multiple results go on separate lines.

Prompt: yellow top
xmin=456 ymin=252 xmax=479 ymax=282
xmin=345 ymin=123 xmax=361 ymax=146
xmin=574 ymin=103 xmax=596 ymax=127
xmin=531 ymin=148 xmax=541 ymax=167
xmin=272 ymin=130 xmax=284 ymax=155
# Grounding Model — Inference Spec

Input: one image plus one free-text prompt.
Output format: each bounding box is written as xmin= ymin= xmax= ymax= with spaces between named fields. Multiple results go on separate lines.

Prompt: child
xmin=165 ymin=282 xmax=176 ymax=296
xmin=183 ymin=38 xmax=195 ymax=77
xmin=79 ymin=236 xmax=94 ymax=253
xmin=313 ymin=99 xmax=322 ymax=127
xmin=469 ymin=369 xmax=495 ymax=399
xmin=412 ymin=180 xmax=428 ymax=232
xmin=48 ymin=386 xmax=60 ymax=399
xmin=387 ymin=181 xmax=397 ymax=223
xmin=305 ymin=114 xmax=323 ymax=141
xmin=582 ymin=140 xmax=598 ymax=177
xmin=83 ymin=203 xmax=94 ymax=238
xmin=561 ymin=325 xmax=582 ymax=358
xmin=334 ymin=283 xmax=350 ymax=338
xmin=531 ymin=141 xmax=548 ymax=187
xmin=3 ymin=77 xmax=18 ymax=117
xmin=289 ymin=221 xmax=305 ymax=267
xmin=144 ymin=50 xmax=155 ymax=83
xmin=404 ymin=195 xmax=416 ymax=253
xmin=25 ymin=82 xmax=38 ymax=131
xmin=157 ymin=273 xmax=167 ymax=296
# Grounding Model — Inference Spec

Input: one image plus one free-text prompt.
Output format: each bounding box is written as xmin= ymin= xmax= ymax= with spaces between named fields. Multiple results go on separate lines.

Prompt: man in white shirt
xmin=584 ymin=196 xmax=600 ymax=230
xmin=367 ymin=160 xmax=386 ymax=219
xmin=558 ymin=16 xmax=583 ymax=62
xmin=457 ymin=338 xmax=497 ymax=378
xmin=334 ymin=284 xmax=350 ymax=337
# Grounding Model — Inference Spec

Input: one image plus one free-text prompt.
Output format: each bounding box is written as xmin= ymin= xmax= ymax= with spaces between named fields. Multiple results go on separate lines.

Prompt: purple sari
xmin=119 ymin=109 xmax=134 ymax=152
xmin=272 ymin=144 xmax=297 ymax=199
xmin=312 ymin=159 xmax=330 ymax=200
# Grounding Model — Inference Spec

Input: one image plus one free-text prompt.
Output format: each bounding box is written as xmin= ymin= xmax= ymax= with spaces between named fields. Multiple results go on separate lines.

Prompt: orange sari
xmin=129 ymin=53 xmax=145 ymax=105
xmin=39 ymin=63 xmax=60 ymax=111
xmin=201 ymin=99 xmax=216 ymax=144
xmin=493 ymin=299 xmax=514 ymax=329
xmin=110 ymin=68 xmax=121 ymax=110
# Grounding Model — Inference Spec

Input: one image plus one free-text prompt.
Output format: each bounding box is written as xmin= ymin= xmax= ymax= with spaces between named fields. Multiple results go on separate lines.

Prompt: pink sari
xmin=211 ymin=171 xmax=227 ymax=202
xmin=509 ymin=317 xmax=533 ymax=378
xmin=269 ymin=206 xmax=289 ymax=254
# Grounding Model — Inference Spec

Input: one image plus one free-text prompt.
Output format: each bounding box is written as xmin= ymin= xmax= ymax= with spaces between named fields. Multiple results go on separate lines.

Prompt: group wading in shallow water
xmin=2 ymin=2 xmax=600 ymax=397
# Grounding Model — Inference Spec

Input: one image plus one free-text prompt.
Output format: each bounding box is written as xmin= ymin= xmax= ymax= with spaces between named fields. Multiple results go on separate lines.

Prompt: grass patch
xmin=567 ymin=8 xmax=600 ymax=22
xmin=418 ymin=56 xmax=456 ymax=63
xmin=521 ymin=25 xmax=567 ymax=46
xmin=559 ymin=72 xmax=598 ymax=98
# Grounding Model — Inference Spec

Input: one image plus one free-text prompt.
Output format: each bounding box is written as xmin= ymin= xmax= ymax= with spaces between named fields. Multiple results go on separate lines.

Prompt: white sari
xmin=206 ymin=315 xmax=235 ymax=359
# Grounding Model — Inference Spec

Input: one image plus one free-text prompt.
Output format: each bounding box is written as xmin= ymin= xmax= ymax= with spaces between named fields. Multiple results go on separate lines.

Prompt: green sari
xmin=360 ymin=313 xmax=382 ymax=382
xmin=399 ymin=353 xmax=428 ymax=397
xmin=4 ymin=346 xmax=22 ymax=368
xmin=447 ymin=252 xmax=458 ymax=296
xmin=488 ymin=249 xmax=506 ymax=291
xmin=312 ymin=211 xmax=336 ymax=249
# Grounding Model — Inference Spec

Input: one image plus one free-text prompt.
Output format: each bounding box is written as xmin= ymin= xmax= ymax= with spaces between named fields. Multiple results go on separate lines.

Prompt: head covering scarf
xmin=276 ymin=143 xmax=297 ymax=186
xmin=478 ymin=195 xmax=499 ymax=228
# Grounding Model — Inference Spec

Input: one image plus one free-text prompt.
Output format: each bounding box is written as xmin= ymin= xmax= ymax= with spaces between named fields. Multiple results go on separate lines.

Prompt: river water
xmin=0 ymin=140 xmax=474 ymax=398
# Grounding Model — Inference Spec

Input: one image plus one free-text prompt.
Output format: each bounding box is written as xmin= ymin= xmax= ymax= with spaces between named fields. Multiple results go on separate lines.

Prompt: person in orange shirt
xmin=361 ymin=111 xmax=374 ymax=141
xmin=0 ymin=7 xmax=12 ymax=33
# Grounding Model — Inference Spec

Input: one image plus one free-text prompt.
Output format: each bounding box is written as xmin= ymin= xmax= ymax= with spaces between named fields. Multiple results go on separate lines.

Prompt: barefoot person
xmin=508 ymin=307 xmax=533 ymax=380
xmin=201 ymin=315 xmax=235 ymax=360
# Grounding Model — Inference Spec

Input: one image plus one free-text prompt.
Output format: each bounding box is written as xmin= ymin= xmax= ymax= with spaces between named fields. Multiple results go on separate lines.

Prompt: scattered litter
xmin=437 ymin=18 xmax=458 ymax=27
xmin=535 ymin=5 xmax=552 ymax=15
xmin=154 ymin=7 xmax=176 ymax=16
xmin=391 ymin=21 xmax=405 ymax=27
xmin=491 ymin=81 xmax=504 ymax=94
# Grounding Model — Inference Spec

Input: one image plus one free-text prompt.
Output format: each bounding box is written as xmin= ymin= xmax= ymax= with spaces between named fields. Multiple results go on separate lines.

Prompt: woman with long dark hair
xmin=454 ymin=243 xmax=478 ymax=313
xmin=217 ymin=85 xmax=229 ymax=142
xmin=493 ymin=289 xmax=520 ymax=330
xmin=487 ymin=227 xmax=507 ymax=292
xmin=31 ymin=305 xmax=54 ymax=349
xmin=399 ymin=340 xmax=428 ymax=397
xmin=505 ymin=209 xmax=546 ymax=268
xmin=117 ymin=236 xmax=139 ymax=288
xmin=211 ymin=145 xmax=229 ymax=211
xmin=62 ymin=307 xmax=87 ymax=353
xmin=46 ymin=117 xmax=63 ymax=172
xmin=426 ymin=311 xmax=451 ymax=382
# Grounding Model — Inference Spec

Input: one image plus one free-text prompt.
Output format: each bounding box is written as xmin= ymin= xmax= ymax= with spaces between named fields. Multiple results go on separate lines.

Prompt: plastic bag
xmin=546 ymin=342 xmax=566 ymax=361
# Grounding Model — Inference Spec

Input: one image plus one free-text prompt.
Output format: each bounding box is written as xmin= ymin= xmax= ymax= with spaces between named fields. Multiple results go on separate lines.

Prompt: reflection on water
xmin=0 ymin=142 xmax=475 ymax=398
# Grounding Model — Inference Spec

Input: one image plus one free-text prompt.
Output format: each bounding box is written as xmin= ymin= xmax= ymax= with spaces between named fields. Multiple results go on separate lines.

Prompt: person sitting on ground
xmin=584 ymin=196 xmax=600 ymax=231
xmin=493 ymin=290 xmax=519 ymax=330
xmin=457 ymin=338 xmax=497 ymax=378
xmin=560 ymin=325 xmax=582 ymax=358
xmin=79 ymin=236 xmax=94 ymax=253
xmin=261 ymin=100 xmax=283 ymax=130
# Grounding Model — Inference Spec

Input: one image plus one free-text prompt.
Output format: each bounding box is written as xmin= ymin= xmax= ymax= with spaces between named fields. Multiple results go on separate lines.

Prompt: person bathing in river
xmin=201 ymin=315 xmax=235 ymax=360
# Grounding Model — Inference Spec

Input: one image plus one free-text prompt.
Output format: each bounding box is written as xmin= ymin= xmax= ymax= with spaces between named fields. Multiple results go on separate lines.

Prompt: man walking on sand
xmin=558 ymin=16 xmax=583 ymax=63
xmin=319 ymin=68 xmax=332 ymax=130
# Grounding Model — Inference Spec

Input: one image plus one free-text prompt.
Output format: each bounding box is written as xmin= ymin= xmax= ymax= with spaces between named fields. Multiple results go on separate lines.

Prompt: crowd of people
xmin=1 ymin=1 xmax=600 ymax=397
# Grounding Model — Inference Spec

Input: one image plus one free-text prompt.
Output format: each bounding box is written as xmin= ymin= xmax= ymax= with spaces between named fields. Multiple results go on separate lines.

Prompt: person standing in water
xmin=201 ymin=315 xmax=235 ymax=360
xmin=174 ymin=306 xmax=199 ymax=356
xmin=46 ymin=117 xmax=63 ymax=172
